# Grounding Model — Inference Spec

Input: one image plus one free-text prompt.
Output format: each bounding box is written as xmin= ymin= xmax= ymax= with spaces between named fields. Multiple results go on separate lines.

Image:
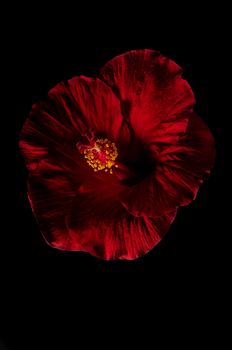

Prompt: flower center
xmin=77 ymin=136 xmax=118 ymax=174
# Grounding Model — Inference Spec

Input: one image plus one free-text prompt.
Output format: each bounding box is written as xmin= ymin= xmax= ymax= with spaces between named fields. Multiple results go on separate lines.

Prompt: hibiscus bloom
xmin=19 ymin=49 xmax=215 ymax=260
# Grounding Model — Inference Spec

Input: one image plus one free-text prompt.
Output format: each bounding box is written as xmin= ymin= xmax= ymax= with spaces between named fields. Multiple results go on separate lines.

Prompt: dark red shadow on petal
xmin=116 ymin=138 xmax=156 ymax=185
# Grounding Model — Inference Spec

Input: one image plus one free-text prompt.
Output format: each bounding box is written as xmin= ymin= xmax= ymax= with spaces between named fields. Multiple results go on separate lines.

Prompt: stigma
xmin=77 ymin=136 xmax=118 ymax=174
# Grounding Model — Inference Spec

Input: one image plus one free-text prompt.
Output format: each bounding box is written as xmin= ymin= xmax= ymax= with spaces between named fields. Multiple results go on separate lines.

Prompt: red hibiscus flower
xmin=19 ymin=49 xmax=215 ymax=260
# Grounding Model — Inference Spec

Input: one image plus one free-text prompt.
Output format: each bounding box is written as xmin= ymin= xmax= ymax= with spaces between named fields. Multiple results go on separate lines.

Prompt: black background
xmin=2 ymin=7 xmax=228 ymax=349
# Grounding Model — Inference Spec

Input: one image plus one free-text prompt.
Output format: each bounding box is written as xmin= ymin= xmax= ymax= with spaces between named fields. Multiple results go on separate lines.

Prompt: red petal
xmin=19 ymin=76 xmax=129 ymax=172
xmin=100 ymin=49 xmax=195 ymax=143
xmin=120 ymin=113 xmax=215 ymax=217
xmin=68 ymin=76 xmax=130 ymax=143
xmin=27 ymin=168 xmax=176 ymax=259
xmin=21 ymin=140 xmax=176 ymax=259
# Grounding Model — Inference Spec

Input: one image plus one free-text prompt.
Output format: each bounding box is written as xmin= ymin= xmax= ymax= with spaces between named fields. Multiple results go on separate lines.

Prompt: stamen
xmin=77 ymin=135 xmax=118 ymax=174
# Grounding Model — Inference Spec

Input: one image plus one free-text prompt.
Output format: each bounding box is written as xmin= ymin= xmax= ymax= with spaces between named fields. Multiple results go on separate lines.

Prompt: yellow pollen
xmin=79 ymin=138 xmax=118 ymax=174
